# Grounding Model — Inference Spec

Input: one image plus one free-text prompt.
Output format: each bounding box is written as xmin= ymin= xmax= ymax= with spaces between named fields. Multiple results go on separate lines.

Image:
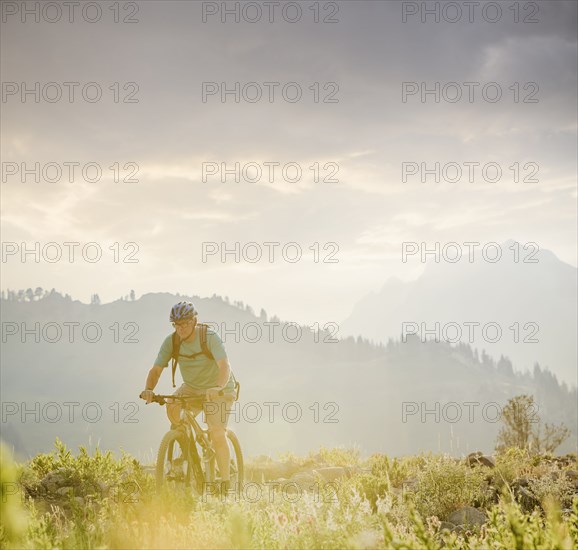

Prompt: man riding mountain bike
xmin=139 ymin=301 xmax=237 ymax=495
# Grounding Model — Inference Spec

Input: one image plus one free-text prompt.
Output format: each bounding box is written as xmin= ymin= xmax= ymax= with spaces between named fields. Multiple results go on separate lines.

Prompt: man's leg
xmin=212 ymin=430 xmax=230 ymax=481
xmin=204 ymin=394 xmax=235 ymax=484
xmin=166 ymin=384 xmax=192 ymax=426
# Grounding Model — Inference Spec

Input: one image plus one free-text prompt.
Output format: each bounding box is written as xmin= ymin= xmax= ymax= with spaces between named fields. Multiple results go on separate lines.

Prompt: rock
xmin=247 ymin=466 xmax=273 ymax=482
xmin=438 ymin=521 xmax=456 ymax=532
xmin=452 ymin=525 xmax=471 ymax=535
xmin=478 ymin=456 xmax=495 ymax=468
xmin=40 ymin=471 xmax=73 ymax=496
xmin=554 ymin=455 xmax=576 ymax=468
xmin=487 ymin=486 xmax=500 ymax=504
xmin=41 ymin=474 xmax=66 ymax=494
xmin=513 ymin=476 xmax=530 ymax=488
xmin=292 ymin=472 xmax=316 ymax=483
xmin=564 ymin=470 xmax=578 ymax=483
xmin=279 ymin=461 xmax=301 ymax=479
xmin=447 ymin=507 xmax=486 ymax=527
xmin=283 ymin=483 xmax=299 ymax=495
xmin=56 ymin=486 xmax=74 ymax=497
xmin=515 ymin=486 xmax=540 ymax=512
xmin=248 ymin=460 xmax=301 ymax=482
xmin=77 ymin=480 xmax=98 ymax=498
xmin=466 ymin=452 xmax=483 ymax=464
xmin=401 ymin=477 xmax=418 ymax=493
xmin=290 ymin=472 xmax=316 ymax=491
xmin=466 ymin=452 xmax=495 ymax=468
xmin=313 ymin=466 xmax=349 ymax=482
xmin=41 ymin=473 xmax=65 ymax=487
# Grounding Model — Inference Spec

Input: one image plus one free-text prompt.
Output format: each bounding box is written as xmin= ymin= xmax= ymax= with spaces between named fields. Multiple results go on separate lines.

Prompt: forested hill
xmin=1 ymin=290 xmax=576 ymax=459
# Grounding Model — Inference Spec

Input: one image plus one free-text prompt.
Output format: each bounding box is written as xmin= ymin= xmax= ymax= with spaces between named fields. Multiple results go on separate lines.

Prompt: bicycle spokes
xmin=164 ymin=440 xmax=189 ymax=485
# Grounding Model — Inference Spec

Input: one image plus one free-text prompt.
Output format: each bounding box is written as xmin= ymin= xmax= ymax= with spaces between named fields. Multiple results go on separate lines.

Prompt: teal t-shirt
xmin=154 ymin=328 xmax=235 ymax=392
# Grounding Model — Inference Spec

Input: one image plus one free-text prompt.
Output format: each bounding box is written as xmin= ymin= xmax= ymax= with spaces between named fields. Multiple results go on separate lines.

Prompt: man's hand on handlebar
xmin=139 ymin=389 xmax=154 ymax=404
xmin=138 ymin=390 xmax=225 ymax=406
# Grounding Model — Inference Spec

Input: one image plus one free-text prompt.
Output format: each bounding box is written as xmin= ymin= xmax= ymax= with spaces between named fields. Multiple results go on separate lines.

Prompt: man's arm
xmin=141 ymin=335 xmax=173 ymax=402
xmin=215 ymin=358 xmax=230 ymax=388
xmin=140 ymin=365 xmax=164 ymax=403
xmin=205 ymin=357 xmax=231 ymax=401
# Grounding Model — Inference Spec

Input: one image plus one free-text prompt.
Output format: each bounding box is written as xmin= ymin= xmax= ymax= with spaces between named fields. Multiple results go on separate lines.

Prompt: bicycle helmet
xmin=169 ymin=301 xmax=197 ymax=322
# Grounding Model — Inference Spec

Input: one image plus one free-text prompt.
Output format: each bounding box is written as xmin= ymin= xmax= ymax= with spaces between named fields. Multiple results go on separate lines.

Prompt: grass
xmin=1 ymin=440 xmax=577 ymax=549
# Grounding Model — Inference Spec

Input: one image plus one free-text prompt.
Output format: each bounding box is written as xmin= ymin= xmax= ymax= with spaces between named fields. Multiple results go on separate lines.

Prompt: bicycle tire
xmin=227 ymin=429 xmax=244 ymax=495
xmin=155 ymin=429 xmax=203 ymax=493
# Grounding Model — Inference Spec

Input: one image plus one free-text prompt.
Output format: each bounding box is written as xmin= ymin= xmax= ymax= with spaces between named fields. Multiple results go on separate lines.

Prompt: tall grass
xmin=2 ymin=440 xmax=577 ymax=549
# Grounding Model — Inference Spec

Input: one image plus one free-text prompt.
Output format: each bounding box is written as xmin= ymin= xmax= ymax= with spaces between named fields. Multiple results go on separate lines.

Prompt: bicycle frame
xmin=153 ymin=394 xmax=224 ymax=480
xmin=181 ymin=407 xmax=216 ymax=481
xmin=151 ymin=392 xmax=243 ymax=494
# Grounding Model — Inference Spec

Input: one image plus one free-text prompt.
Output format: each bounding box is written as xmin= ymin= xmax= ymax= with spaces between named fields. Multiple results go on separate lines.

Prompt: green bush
xmin=5 ymin=443 xmax=578 ymax=549
xmin=410 ymin=455 xmax=492 ymax=521
xmin=22 ymin=438 xmax=151 ymax=500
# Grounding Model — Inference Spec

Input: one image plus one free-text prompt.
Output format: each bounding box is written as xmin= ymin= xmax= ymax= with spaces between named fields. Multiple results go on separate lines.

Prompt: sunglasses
xmin=172 ymin=320 xmax=193 ymax=328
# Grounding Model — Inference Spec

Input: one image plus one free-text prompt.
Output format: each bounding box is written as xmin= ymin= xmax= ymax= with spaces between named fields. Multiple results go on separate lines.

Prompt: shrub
xmin=410 ymin=455 xmax=492 ymax=521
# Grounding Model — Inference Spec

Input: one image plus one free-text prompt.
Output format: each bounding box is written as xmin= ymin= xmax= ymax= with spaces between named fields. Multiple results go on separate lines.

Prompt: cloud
xmin=1 ymin=0 xmax=576 ymax=320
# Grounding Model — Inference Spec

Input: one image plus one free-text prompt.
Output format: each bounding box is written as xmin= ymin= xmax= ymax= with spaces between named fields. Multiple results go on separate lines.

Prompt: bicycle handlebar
xmin=139 ymin=391 xmax=224 ymax=406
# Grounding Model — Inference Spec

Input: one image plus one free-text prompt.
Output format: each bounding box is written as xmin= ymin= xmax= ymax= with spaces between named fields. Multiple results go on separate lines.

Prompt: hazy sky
xmin=1 ymin=0 xmax=576 ymax=324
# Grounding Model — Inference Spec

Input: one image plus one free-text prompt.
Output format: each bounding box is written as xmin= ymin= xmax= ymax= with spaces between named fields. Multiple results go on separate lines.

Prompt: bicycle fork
xmin=198 ymin=433 xmax=215 ymax=480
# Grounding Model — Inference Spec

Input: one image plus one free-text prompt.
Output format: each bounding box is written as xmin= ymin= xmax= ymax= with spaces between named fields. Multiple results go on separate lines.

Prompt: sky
xmin=1 ymin=0 xmax=577 ymax=325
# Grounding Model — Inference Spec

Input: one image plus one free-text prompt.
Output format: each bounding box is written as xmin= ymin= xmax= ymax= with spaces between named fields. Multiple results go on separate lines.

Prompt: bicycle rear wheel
xmin=227 ymin=430 xmax=244 ymax=495
xmin=156 ymin=429 xmax=203 ymax=494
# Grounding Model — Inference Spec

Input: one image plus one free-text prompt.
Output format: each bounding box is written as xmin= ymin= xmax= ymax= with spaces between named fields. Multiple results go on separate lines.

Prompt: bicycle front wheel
xmin=156 ymin=429 xmax=202 ymax=493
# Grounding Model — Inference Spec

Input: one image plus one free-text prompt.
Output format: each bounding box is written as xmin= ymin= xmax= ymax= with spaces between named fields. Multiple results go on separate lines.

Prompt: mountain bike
xmin=150 ymin=390 xmax=243 ymax=497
